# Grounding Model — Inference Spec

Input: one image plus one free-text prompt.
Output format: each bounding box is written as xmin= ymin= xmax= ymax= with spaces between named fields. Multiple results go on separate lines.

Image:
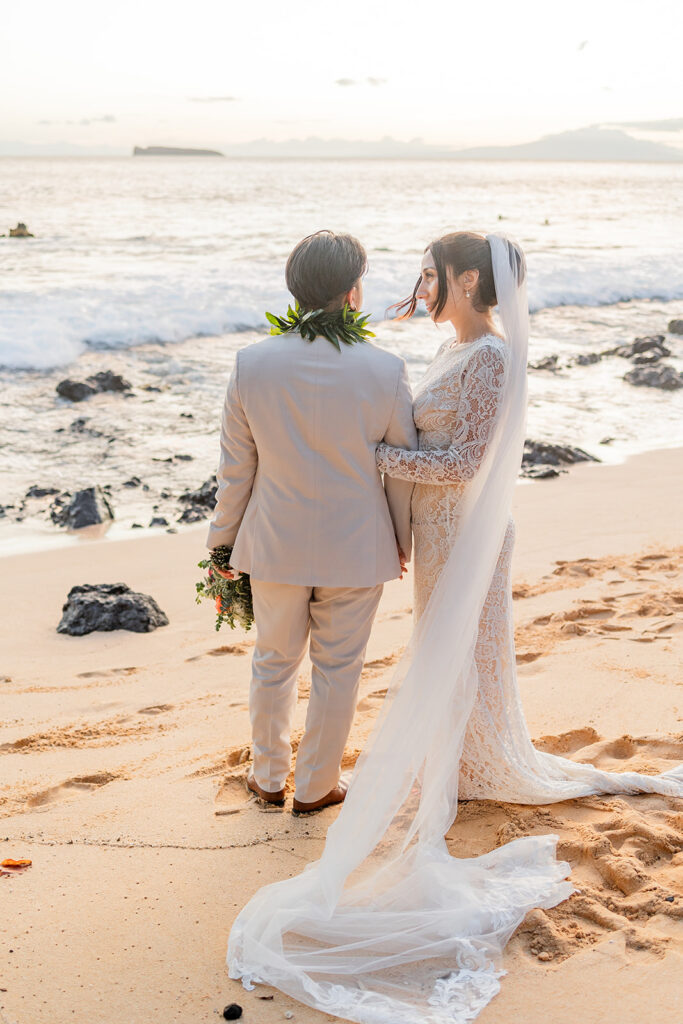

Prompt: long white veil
xmin=227 ymin=235 xmax=573 ymax=1023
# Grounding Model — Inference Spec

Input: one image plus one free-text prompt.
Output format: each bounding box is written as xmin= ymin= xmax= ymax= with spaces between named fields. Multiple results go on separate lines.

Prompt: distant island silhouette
xmin=133 ymin=146 xmax=224 ymax=157
xmin=450 ymin=126 xmax=682 ymax=162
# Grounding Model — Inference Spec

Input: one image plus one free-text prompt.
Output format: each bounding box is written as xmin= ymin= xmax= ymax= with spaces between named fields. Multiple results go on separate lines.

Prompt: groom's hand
xmin=397 ymin=545 xmax=407 ymax=580
xmin=212 ymin=566 xmax=235 ymax=580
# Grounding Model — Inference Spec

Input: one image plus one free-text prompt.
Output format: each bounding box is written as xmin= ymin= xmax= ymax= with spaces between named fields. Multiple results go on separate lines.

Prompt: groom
xmin=207 ymin=230 xmax=417 ymax=813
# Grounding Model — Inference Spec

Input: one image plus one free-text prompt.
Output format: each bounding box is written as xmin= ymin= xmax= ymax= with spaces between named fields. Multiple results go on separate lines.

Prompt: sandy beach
xmin=1 ymin=448 xmax=682 ymax=1024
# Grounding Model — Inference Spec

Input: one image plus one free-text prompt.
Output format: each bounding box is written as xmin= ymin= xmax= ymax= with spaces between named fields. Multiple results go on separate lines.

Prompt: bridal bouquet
xmin=196 ymin=546 xmax=254 ymax=631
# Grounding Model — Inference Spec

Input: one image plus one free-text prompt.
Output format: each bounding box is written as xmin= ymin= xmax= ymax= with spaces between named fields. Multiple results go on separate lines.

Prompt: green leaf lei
xmin=196 ymin=545 xmax=254 ymax=632
xmin=265 ymin=301 xmax=375 ymax=352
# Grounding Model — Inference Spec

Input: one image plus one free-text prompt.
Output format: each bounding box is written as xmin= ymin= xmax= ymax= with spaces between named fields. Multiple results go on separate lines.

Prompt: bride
xmin=376 ymin=231 xmax=683 ymax=805
xmin=227 ymin=233 xmax=682 ymax=1024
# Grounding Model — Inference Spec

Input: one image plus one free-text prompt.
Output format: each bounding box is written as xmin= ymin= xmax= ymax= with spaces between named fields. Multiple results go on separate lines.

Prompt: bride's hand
xmin=397 ymin=544 xmax=407 ymax=580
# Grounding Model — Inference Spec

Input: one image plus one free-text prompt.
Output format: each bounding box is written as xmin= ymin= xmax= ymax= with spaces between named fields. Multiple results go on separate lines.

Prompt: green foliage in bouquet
xmin=196 ymin=545 xmax=254 ymax=631
xmin=265 ymin=301 xmax=375 ymax=352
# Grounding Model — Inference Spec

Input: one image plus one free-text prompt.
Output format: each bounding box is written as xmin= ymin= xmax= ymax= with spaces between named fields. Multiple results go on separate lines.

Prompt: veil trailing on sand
xmin=227 ymin=235 xmax=574 ymax=1023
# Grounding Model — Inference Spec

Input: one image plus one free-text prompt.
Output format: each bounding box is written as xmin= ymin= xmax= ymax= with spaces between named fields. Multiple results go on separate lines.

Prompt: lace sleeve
xmin=376 ymin=341 xmax=507 ymax=484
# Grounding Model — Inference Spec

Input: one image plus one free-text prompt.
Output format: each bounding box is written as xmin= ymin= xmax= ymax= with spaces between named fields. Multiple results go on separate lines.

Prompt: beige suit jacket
xmin=206 ymin=331 xmax=417 ymax=587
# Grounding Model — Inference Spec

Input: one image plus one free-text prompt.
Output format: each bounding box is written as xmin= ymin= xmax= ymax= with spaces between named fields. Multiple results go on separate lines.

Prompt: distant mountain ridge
xmin=451 ymin=126 xmax=683 ymax=162
xmin=1 ymin=124 xmax=681 ymax=160
xmin=213 ymin=126 xmax=682 ymax=161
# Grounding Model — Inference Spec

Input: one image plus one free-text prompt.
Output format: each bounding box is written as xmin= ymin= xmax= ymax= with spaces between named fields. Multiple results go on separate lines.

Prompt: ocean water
xmin=0 ymin=157 xmax=682 ymax=544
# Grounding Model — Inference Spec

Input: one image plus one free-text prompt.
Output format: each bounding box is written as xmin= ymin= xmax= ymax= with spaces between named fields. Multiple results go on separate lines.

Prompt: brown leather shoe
xmin=292 ymin=777 xmax=349 ymax=816
xmin=246 ymin=773 xmax=285 ymax=807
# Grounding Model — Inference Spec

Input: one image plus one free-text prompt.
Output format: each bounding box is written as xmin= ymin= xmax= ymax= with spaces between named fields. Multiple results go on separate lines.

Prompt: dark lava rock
xmin=131 ymin=522 xmax=143 ymax=529
xmin=149 ymin=516 xmax=169 ymax=527
xmin=49 ymin=492 xmax=71 ymax=525
xmin=9 ymin=222 xmax=34 ymax=238
xmin=624 ymin=365 xmax=683 ymax=391
xmin=222 ymin=1006 xmax=243 ymax=1021
xmin=56 ymin=371 xmax=131 ymax=402
xmin=607 ymin=335 xmax=671 ymax=361
xmin=522 ymin=440 xmax=599 ymax=469
xmin=69 ymin=417 xmax=104 ymax=437
xmin=122 ymin=476 xmax=142 ymax=488
xmin=179 ymin=476 xmax=217 ymax=508
xmin=180 ymin=411 xmax=194 ymax=419
xmin=177 ymin=506 xmax=207 ymax=524
xmin=50 ymin=486 xmax=114 ymax=529
xmin=25 ymin=485 xmax=60 ymax=498
xmin=573 ymin=352 xmax=601 ymax=366
xmin=529 ymin=354 xmax=559 ymax=372
xmin=668 ymin=319 xmax=683 ymax=335
xmin=523 ymin=465 xmax=562 ymax=479
xmin=57 ymin=379 xmax=96 ymax=402
xmin=85 ymin=370 xmax=132 ymax=393
xmin=57 ymin=583 xmax=169 ymax=636
xmin=174 ymin=453 xmax=194 ymax=461
xmin=632 ymin=351 xmax=669 ymax=366
xmin=520 ymin=441 xmax=599 ymax=480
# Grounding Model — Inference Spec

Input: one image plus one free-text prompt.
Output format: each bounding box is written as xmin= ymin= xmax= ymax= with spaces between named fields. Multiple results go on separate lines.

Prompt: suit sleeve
xmin=381 ymin=360 xmax=418 ymax=561
xmin=205 ymin=353 xmax=258 ymax=551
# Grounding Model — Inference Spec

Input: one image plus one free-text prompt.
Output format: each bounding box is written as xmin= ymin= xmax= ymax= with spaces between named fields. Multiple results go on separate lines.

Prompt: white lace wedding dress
xmin=376 ymin=333 xmax=683 ymax=803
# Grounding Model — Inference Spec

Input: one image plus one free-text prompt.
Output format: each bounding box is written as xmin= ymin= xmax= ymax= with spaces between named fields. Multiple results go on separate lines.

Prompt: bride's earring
xmin=465 ymin=290 xmax=470 ymax=298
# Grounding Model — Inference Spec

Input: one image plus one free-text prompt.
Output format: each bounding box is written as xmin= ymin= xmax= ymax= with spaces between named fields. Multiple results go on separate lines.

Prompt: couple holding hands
xmin=207 ymin=229 xmax=682 ymax=1024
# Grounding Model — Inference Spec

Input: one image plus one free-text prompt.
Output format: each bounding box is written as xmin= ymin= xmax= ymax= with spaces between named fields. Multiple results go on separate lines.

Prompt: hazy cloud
xmin=40 ymin=114 xmax=116 ymax=126
xmin=189 ymin=96 xmax=238 ymax=103
xmin=616 ymin=117 xmax=683 ymax=132
xmin=577 ymin=40 xmax=589 ymax=51
xmin=335 ymin=77 xmax=388 ymax=87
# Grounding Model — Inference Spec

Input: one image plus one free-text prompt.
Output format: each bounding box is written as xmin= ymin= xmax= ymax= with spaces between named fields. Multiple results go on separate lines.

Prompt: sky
xmin=2 ymin=0 xmax=682 ymax=154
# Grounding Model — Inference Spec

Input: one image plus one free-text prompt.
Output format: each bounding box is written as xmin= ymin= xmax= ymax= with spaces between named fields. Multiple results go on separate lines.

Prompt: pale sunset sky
xmin=2 ymin=0 xmax=682 ymax=154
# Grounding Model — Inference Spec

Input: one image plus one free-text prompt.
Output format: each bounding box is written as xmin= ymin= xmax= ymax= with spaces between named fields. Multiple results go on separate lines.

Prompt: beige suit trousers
xmin=250 ymin=580 xmax=383 ymax=803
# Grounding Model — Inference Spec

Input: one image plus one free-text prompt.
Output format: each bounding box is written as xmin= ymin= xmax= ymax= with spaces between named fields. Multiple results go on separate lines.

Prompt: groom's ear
xmin=345 ymin=279 xmax=363 ymax=312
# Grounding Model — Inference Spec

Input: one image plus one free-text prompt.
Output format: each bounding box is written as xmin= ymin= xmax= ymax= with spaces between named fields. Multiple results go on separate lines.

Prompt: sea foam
xmin=2 ymin=252 xmax=683 ymax=371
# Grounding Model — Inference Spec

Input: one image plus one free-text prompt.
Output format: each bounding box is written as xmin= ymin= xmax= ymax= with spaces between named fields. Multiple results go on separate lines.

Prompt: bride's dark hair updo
xmin=394 ymin=231 xmax=496 ymax=320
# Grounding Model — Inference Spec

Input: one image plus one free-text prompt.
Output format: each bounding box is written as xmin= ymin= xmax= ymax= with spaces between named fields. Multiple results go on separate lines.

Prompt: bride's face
xmin=417 ymin=250 xmax=460 ymax=323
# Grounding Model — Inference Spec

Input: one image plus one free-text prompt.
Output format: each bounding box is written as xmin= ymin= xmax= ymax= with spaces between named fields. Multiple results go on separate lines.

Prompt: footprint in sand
xmin=534 ymin=727 xmax=602 ymax=756
xmin=357 ymin=687 xmax=390 ymax=712
xmin=1 ymin=715 xmax=172 ymax=753
xmin=362 ymin=652 xmax=403 ymax=680
xmin=186 ymin=643 xmax=251 ymax=662
xmin=206 ymin=644 xmax=250 ymax=656
xmin=214 ymin=762 xmax=286 ymax=815
xmin=27 ymin=771 xmax=119 ymax=809
xmin=77 ymin=667 xmax=138 ymax=679
xmin=515 ymin=548 xmax=682 ymax=601
xmin=190 ymin=742 xmax=252 ymax=779
xmin=580 ymin=733 xmax=683 ymax=769
xmin=137 ymin=703 xmax=174 ymax=715
xmin=516 ymin=651 xmax=543 ymax=664
xmin=451 ymin=783 xmax=683 ymax=966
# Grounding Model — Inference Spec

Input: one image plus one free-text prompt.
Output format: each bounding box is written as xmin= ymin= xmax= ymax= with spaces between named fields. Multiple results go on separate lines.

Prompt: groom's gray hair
xmin=286 ymin=230 xmax=367 ymax=312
